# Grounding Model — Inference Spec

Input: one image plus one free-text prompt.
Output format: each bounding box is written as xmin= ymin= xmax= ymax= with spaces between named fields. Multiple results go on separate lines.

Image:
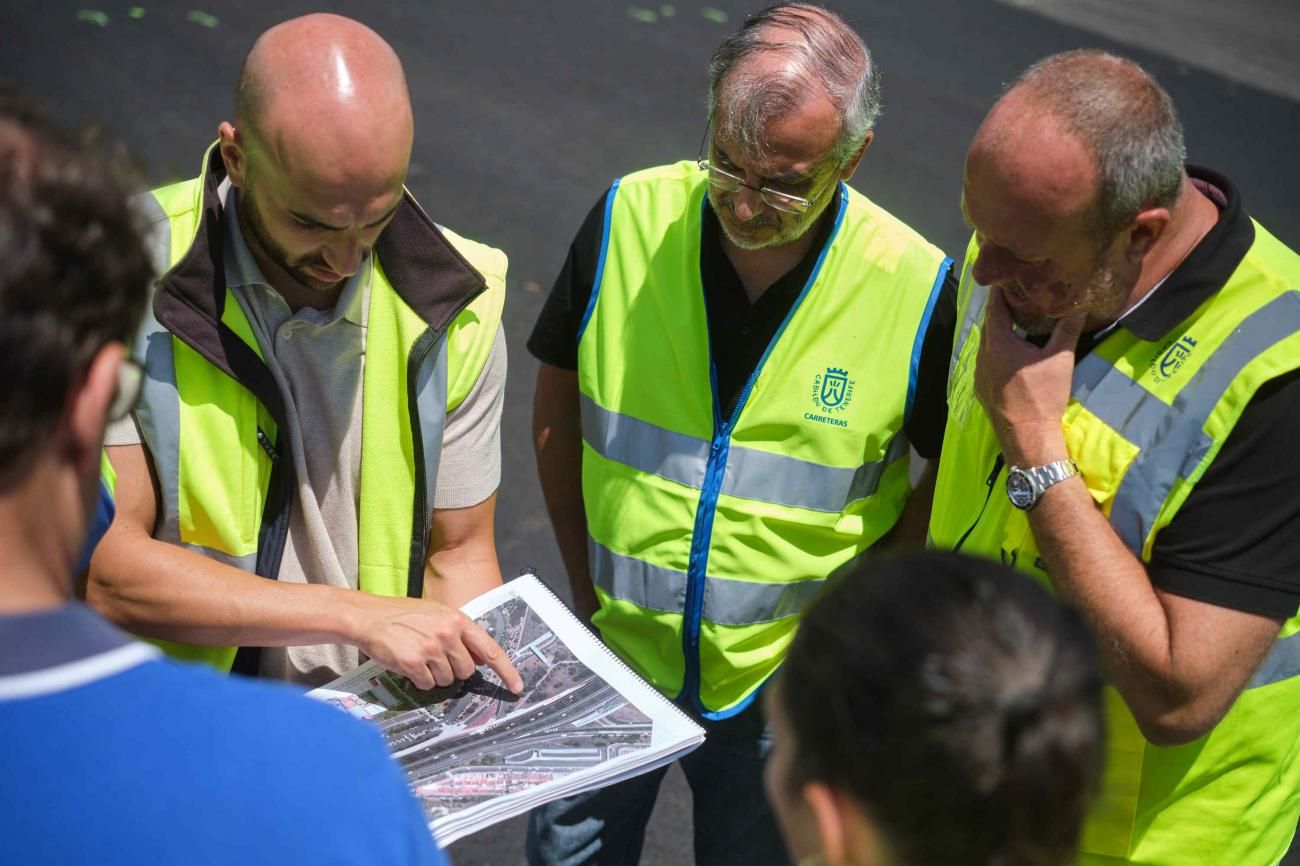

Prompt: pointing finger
xmin=464 ymin=624 xmax=524 ymax=694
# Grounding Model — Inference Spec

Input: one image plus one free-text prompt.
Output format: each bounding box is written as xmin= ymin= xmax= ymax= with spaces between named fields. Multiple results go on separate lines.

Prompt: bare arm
xmin=424 ymin=493 xmax=503 ymax=608
xmin=881 ymin=457 xmax=938 ymax=551
xmin=975 ymin=291 xmax=1281 ymax=745
xmin=532 ymin=362 xmax=597 ymax=620
xmin=89 ymin=443 xmax=520 ymax=692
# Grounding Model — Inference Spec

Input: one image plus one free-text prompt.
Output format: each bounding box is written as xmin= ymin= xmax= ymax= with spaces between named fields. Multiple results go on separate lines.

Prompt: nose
xmin=971 ymin=238 xmax=1010 ymax=287
xmin=323 ymin=232 xmax=363 ymax=277
xmin=731 ymin=184 xmax=766 ymax=223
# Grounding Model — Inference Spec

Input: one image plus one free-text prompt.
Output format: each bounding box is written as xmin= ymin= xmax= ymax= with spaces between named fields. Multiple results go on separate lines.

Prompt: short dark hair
xmin=777 ymin=551 xmax=1104 ymax=866
xmin=0 ymin=91 xmax=152 ymax=488
xmin=1010 ymin=50 xmax=1186 ymax=244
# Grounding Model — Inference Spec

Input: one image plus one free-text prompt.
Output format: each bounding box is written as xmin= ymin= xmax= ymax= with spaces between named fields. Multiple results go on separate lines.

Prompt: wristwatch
xmin=1005 ymin=459 xmax=1079 ymax=510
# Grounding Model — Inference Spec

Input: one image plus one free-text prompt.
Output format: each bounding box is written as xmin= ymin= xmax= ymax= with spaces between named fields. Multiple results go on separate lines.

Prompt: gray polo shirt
xmin=108 ymin=183 xmax=505 ymax=686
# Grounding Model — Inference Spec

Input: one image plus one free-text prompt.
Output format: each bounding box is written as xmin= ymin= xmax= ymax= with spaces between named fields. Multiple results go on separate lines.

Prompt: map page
xmin=310 ymin=574 xmax=705 ymax=845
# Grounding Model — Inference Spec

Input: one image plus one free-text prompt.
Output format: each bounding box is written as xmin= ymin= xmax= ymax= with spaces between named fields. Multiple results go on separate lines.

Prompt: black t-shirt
xmin=527 ymin=190 xmax=958 ymax=458
xmin=1089 ymin=167 xmax=1300 ymax=618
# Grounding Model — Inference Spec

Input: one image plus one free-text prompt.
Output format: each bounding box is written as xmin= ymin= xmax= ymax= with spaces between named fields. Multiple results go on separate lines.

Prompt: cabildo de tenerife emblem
xmin=1149 ymin=334 xmax=1198 ymax=383
xmin=806 ymin=366 xmax=855 ymax=428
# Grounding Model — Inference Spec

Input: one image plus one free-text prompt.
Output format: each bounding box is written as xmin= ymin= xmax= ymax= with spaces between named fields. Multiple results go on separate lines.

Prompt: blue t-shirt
xmin=75 ymin=478 xmax=115 ymax=573
xmin=0 ymin=604 xmax=446 ymax=866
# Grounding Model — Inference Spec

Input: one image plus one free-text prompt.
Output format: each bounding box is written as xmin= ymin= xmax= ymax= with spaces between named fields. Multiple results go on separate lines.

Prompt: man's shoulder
xmin=436 ymin=222 xmax=509 ymax=286
xmin=608 ymin=161 xmax=705 ymax=205
xmin=838 ymin=184 xmax=948 ymax=268
xmin=134 ymin=657 xmax=375 ymax=738
xmin=136 ymin=174 xmax=204 ymax=224
xmin=85 ymin=660 xmax=419 ymax=816
xmin=5 ymin=656 xmax=440 ymax=864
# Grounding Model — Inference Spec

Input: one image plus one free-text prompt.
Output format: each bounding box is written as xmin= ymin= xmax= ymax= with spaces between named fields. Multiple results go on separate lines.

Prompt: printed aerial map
xmin=317 ymin=593 xmax=654 ymax=820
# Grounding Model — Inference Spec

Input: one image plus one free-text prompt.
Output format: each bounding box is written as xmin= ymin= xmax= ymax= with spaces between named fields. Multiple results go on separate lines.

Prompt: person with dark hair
xmin=767 ymin=552 xmax=1104 ymax=866
xmin=0 ymin=94 xmax=444 ymax=864
xmin=528 ymin=3 xmax=957 ymax=864
xmin=86 ymin=13 xmax=523 ymax=695
xmin=930 ymin=50 xmax=1300 ymax=863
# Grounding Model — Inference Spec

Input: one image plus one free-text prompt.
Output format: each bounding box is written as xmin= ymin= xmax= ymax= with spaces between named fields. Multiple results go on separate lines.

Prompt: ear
xmin=66 ymin=342 xmax=124 ymax=478
xmin=218 ymin=121 xmax=248 ymax=189
xmin=803 ymin=781 xmax=887 ymax=866
xmin=803 ymin=781 xmax=850 ymax=865
xmin=1123 ymin=206 xmax=1171 ymax=263
xmin=839 ymin=131 xmax=874 ymax=181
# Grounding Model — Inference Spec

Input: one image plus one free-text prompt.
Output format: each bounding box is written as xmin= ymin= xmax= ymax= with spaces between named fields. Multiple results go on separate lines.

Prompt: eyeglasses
xmin=107 ymin=357 xmax=144 ymax=422
xmin=696 ymin=159 xmax=821 ymax=214
xmin=695 ymin=116 xmax=831 ymax=216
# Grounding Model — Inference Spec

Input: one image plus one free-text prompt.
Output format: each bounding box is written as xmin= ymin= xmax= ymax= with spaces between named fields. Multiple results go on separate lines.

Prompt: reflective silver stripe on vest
xmin=133 ymin=303 xmax=258 ymax=574
xmin=1070 ymin=353 xmax=1168 ymax=448
xmin=589 ymin=539 xmax=825 ymax=626
xmin=949 ymin=270 xmax=988 ymax=380
xmin=1099 ymin=292 xmax=1300 ymax=552
xmin=590 ymin=541 xmax=687 ymax=615
xmin=128 ymin=192 xmax=257 ymax=575
xmin=413 ymin=336 xmax=450 ymax=515
xmin=135 ymin=191 xmax=173 ymax=276
xmin=1248 ymin=631 xmax=1300 ymax=690
xmin=580 ymin=395 xmax=906 ymax=513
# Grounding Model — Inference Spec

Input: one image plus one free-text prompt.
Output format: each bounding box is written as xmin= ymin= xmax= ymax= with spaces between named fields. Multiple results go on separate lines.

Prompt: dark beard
xmin=235 ymin=188 xmax=339 ymax=294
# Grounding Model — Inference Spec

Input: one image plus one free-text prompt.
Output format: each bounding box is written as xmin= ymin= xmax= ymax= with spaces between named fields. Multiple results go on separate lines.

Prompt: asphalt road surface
xmin=4 ymin=1 xmax=1296 ymax=863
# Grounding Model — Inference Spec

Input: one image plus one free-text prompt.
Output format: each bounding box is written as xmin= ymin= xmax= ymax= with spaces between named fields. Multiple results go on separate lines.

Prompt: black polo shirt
xmin=527 ymin=189 xmax=957 ymax=459
xmin=1084 ymin=167 xmax=1300 ymax=618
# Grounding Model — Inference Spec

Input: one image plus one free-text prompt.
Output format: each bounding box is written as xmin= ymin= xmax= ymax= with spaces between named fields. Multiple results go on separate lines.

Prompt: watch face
xmin=1006 ymin=471 xmax=1037 ymax=510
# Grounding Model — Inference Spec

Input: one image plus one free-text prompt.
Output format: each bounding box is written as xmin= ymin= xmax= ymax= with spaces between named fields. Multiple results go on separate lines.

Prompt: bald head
xmin=218 ymin=15 xmax=415 ymax=303
xmin=974 ymin=50 xmax=1186 ymax=242
xmin=968 ymin=89 xmax=1099 ymax=232
xmin=708 ymin=3 xmax=878 ymax=167
xmin=234 ymin=14 xmax=412 ymax=177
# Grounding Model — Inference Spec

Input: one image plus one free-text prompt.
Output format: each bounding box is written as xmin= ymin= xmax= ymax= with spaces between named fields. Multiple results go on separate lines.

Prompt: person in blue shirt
xmin=76 ymin=466 xmax=115 ymax=573
xmin=0 ymin=90 xmax=446 ymax=866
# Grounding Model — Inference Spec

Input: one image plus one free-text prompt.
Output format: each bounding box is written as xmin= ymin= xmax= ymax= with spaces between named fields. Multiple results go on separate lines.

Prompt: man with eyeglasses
xmin=86 ymin=14 xmax=523 ymax=696
xmin=0 ymin=92 xmax=444 ymax=865
xmin=527 ymin=4 xmax=957 ymax=864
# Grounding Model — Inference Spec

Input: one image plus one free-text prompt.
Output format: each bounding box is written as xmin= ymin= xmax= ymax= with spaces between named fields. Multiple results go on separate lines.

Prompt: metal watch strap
xmin=1026 ymin=459 xmax=1079 ymax=492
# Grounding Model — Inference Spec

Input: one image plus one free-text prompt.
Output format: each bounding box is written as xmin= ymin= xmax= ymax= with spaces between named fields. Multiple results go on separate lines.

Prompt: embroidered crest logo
xmin=809 ymin=367 xmax=854 ymax=419
xmin=1150 ymin=335 xmax=1198 ymax=383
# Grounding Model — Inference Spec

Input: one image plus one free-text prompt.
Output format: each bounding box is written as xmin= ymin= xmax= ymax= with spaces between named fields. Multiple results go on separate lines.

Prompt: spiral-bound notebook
xmin=308 ymin=574 xmax=706 ymax=846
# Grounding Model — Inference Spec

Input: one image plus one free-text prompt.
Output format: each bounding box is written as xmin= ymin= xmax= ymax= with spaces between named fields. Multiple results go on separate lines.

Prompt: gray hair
xmin=1011 ymin=50 xmax=1186 ymax=242
xmin=707 ymin=3 xmax=880 ymax=168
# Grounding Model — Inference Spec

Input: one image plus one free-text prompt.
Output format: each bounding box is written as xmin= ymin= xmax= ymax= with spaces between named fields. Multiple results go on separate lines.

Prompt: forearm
xmin=539 ymin=463 xmax=591 ymax=587
xmin=1010 ymin=434 xmax=1264 ymax=744
xmin=424 ymin=494 xmax=504 ymax=608
xmin=882 ymin=457 xmax=937 ymax=551
xmin=88 ymin=527 xmax=364 ymax=648
xmin=1022 ymin=478 xmax=1176 ymax=695
xmin=424 ymin=532 xmax=503 ymax=608
xmin=533 ymin=364 xmax=596 ymax=614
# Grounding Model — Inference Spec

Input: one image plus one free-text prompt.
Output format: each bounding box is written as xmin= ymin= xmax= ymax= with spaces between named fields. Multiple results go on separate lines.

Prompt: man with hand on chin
xmin=930 ymin=49 xmax=1300 ymax=865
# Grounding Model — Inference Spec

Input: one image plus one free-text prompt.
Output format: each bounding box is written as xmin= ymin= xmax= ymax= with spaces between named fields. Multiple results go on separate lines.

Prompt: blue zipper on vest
xmin=678 ymin=186 xmax=849 ymax=720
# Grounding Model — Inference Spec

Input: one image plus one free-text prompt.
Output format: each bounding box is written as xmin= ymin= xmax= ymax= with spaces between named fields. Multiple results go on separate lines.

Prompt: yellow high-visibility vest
xmin=930 ymin=226 xmax=1300 ymax=865
xmin=128 ymin=145 xmax=506 ymax=671
xmin=580 ymin=161 xmax=951 ymax=717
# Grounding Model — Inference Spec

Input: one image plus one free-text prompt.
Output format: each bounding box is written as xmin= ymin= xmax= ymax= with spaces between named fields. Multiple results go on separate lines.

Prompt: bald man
xmin=929 ymin=51 xmax=1300 ymax=864
xmin=89 ymin=14 xmax=523 ymax=697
